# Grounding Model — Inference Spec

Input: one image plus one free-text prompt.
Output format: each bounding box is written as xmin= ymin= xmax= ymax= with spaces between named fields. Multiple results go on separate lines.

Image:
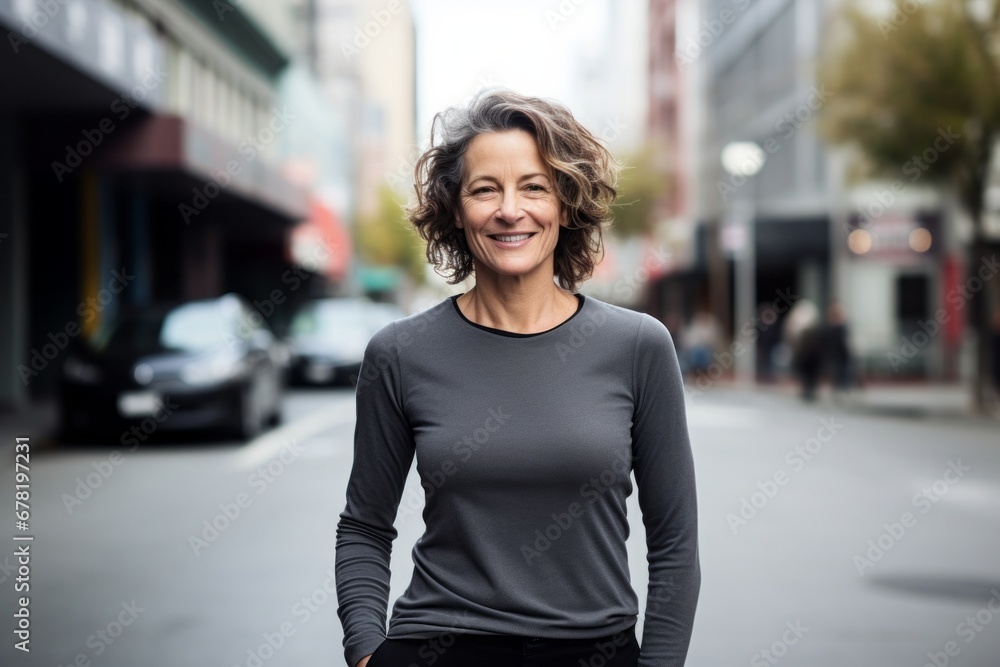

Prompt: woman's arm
xmin=630 ymin=314 xmax=701 ymax=667
xmin=335 ymin=322 xmax=415 ymax=667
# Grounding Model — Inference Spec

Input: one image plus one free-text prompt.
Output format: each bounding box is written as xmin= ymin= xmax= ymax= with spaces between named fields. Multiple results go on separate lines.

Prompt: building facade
xmin=0 ymin=0 xmax=347 ymax=408
xmin=662 ymin=0 xmax=958 ymax=381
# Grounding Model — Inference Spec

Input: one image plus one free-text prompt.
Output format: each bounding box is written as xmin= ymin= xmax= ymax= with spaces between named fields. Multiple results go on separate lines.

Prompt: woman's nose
xmin=496 ymin=188 xmax=521 ymax=222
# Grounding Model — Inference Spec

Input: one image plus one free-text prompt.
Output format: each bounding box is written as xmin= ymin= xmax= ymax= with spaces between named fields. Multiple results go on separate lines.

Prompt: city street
xmin=2 ymin=386 xmax=999 ymax=667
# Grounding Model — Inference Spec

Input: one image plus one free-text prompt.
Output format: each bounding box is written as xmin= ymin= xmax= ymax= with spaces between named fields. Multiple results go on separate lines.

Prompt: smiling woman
xmin=334 ymin=89 xmax=701 ymax=667
xmin=410 ymin=88 xmax=618 ymax=296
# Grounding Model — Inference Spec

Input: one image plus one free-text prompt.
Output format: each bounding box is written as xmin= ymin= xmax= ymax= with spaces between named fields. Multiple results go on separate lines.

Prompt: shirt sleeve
xmin=631 ymin=314 xmax=701 ymax=666
xmin=335 ymin=321 xmax=416 ymax=667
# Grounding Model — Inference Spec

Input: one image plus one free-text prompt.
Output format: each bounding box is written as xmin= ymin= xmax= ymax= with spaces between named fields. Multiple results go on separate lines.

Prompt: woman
xmin=335 ymin=89 xmax=700 ymax=667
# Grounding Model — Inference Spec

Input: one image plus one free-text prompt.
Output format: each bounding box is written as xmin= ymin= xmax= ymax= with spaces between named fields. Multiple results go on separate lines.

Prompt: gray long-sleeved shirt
xmin=335 ymin=293 xmax=700 ymax=667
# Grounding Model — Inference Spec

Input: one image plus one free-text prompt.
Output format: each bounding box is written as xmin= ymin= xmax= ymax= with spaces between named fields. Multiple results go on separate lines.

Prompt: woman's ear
xmin=454 ymin=210 xmax=463 ymax=229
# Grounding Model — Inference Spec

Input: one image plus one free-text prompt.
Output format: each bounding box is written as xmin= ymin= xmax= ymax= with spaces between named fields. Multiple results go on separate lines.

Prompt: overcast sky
xmin=409 ymin=0 xmax=647 ymax=150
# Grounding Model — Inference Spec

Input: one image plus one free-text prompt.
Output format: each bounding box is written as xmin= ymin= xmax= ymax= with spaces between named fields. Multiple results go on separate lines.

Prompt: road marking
xmin=236 ymin=399 xmax=356 ymax=471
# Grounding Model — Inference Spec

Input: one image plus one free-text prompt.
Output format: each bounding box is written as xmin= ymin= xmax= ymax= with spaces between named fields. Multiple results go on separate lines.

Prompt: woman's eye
xmin=471 ymin=186 xmax=494 ymax=195
xmin=525 ymin=184 xmax=546 ymax=192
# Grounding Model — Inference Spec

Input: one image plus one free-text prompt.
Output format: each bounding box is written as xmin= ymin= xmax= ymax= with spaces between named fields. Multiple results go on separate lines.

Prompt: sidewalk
xmin=849 ymin=383 xmax=978 ymax=420
xmin=722 ymin=379 xmax=999 ymax=423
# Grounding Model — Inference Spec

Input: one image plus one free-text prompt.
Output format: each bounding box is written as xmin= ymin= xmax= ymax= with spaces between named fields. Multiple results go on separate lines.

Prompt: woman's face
xmin=455 ymin=129 xmax=567 ymax=284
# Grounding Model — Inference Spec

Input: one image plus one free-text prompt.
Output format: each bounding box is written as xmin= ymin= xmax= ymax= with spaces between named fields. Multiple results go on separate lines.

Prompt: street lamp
xmin=721 ymin=141 xmax=766 ymax=385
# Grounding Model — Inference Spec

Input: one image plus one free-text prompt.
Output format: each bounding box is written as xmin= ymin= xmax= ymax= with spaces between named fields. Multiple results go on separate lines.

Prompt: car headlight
xmin=180 ymin=356 xmax=247 ymax=385
xmin=64 ymin=357 xmax=103 ymax=384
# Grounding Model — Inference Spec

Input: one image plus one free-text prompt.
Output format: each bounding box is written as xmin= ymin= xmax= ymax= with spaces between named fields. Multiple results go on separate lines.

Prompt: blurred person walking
xmin=681 ymin=310 xmax=721 ymax=378
xmin=783 ymin=299 xmax=822 ymax=401
xmin=335 ymin=90 xmax=700 ymax=667
xmin=822 ymin=299 xmax=855 ymax=400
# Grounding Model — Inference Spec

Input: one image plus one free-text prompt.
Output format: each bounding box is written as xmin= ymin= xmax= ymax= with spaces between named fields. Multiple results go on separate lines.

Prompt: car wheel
xmin=232 ymin=382 xmax=263 ymax=442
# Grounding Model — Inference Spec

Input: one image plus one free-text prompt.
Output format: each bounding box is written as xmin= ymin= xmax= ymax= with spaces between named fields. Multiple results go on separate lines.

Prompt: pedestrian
xmin=783 ymin=298 xmax=822 ymax=401
xmin=681 ymin=310 xmax=721 ymax=379
xmin=822 ymin=299 xmax=854 ymax=398
xmin=335 ymin=89 xmax=700 ymax=667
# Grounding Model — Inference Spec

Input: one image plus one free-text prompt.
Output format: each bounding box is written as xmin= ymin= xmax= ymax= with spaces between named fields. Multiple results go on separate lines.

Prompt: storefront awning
xmin=97 ymin=113 xmax=309 ymax=226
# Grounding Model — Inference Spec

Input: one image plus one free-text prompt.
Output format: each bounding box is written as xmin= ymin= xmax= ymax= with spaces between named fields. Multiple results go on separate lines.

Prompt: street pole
xmin=735 ymin=199 xmax=756 ymax=385
xmin=721 ymin=141 xmax=765 ymax=386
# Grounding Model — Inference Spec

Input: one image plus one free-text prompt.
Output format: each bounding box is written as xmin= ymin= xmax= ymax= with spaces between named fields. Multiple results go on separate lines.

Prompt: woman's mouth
xmin=488 ymin=232 xmax=535 ymax=247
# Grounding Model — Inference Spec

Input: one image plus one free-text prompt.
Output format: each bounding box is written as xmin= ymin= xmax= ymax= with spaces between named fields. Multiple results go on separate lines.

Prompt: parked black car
xmin=59 ymin=294 xmax=285 ymax=443
xmin=286 ymin=298 xmax=405 ymax=387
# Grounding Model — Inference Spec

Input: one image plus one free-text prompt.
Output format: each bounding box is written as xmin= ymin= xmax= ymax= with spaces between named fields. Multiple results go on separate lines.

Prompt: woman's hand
xmin=355 ymin=655 xmax=372 ymax=667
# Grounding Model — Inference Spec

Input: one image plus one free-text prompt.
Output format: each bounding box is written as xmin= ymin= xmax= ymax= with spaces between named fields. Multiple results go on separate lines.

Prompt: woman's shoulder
xmin=366 ymin=297 xmax=455 ymax=353
xmin=581 ymin=294 xmax=672 ymax=343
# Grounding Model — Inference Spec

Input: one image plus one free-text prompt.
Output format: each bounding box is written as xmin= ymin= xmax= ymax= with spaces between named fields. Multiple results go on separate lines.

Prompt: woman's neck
xmin=457 ymin=278 xmax=577 ymax=335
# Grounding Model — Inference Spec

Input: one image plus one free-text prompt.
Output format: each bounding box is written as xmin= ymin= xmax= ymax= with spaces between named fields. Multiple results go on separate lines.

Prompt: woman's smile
xmin=488 ymin=232 xmax=537 ymax=247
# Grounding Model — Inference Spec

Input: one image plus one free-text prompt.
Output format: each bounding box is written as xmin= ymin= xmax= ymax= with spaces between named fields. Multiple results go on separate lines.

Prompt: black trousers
xmin=366 ymin=624 xmax=639 ymax=667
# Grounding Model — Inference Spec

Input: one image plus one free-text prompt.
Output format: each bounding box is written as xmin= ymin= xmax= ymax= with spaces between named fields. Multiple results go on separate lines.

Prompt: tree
xmin=819 ymin=0 xmax=1000 ymax=410
xmin=354 ymin=185 xmax=427 ymax=286
xmin=611 ymin=145 xmax=667 ymax=239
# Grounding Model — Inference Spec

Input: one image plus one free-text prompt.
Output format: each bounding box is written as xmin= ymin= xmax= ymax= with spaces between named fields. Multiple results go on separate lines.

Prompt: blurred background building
xmin=2 ymin=0 xmax=1000 ymax=411
xmin=646 ymin=0 xmax=997 ymax=389
xmin=0 ymin=0 xmax=352 ymax=408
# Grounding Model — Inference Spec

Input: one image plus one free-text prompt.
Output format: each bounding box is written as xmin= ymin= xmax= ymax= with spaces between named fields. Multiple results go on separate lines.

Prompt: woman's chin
xmin=477 ymin=258 xmax=551 ymax=279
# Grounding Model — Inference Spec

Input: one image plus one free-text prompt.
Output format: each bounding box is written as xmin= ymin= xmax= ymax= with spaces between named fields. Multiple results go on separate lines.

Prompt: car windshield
xmin=99 ymin=302 xmax=233 ymax=353
xmin=290 ymin=301 xmax=372 ymax=338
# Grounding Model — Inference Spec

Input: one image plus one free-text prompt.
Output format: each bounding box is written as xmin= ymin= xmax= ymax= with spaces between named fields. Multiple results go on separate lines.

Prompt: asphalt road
xmin=1 ymin=386 xmax=998 ymax=667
